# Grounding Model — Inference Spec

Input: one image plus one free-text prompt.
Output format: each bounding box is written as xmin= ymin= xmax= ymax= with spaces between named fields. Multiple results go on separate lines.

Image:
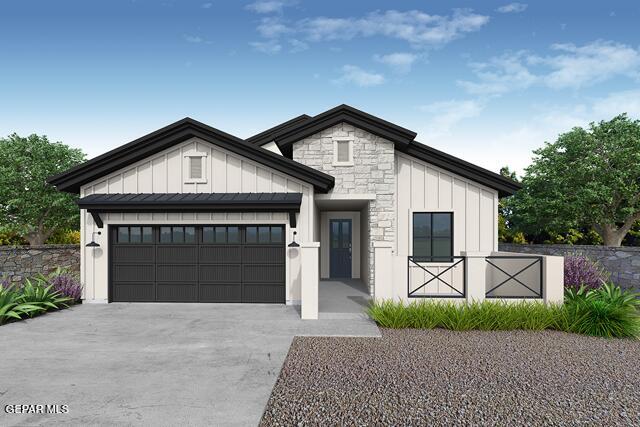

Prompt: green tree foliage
xmin=0 ymin=134 xmax=85 ymax=245
xmin=508 ymin=115 xmax=640 ymax=247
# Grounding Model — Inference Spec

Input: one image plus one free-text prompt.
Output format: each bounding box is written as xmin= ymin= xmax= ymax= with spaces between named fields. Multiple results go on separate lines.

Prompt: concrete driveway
xmin=0 ymin=303 xmax=379 ymax=426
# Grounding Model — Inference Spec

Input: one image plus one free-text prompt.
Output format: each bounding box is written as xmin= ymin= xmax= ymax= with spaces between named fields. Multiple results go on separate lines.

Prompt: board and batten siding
xmin=395 ymin=152 xmax=499 ymax=256
xmin=80 ymin=137 xmax=314 ymax=303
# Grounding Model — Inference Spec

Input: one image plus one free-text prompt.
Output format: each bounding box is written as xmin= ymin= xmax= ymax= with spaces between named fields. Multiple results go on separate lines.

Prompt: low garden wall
xmin=0 ymin=245 xmax=80 ymax=283
xmin=499 ymin=243 xmax=640 ymax=291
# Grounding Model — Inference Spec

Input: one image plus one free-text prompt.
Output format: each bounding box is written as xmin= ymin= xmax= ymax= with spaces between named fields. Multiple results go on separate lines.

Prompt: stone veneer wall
xmin=292 ymin=123 xmax=396 ymax=290
xmin=499 ymin=243 xmax=640 ymax=291
xmin=0 ymin=245 xmax=80 ymax=283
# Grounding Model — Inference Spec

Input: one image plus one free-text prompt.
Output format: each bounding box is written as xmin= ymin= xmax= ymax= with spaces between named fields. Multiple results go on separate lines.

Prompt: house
xmin=49 ymin=105 xmax=564 ymax=318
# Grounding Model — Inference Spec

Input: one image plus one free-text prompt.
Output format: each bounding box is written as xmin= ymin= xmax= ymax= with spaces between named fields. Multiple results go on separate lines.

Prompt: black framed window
xmin=202 ymin=226 xmax=241 ymax=244
xmin=159 ymin=226 xmax=195 ymax=244
xmin=117 ymin=226 xmax=153 ymax=244
xmin=413 ymin=212 xmax=453 ymax=261
xmin=245 ymin=226 xmax=284 ymax=244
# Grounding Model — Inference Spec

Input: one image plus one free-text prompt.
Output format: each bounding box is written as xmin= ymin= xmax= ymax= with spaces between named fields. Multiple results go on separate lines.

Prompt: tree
xmin=509 ymin=114 xmax=640 ymax=246
xmin=0 ymin=134 xmax=85 ymax=245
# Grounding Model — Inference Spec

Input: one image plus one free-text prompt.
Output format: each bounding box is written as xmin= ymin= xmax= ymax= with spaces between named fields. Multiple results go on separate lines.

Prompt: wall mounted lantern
xmin=288 ymin=231 xmax=300 ymax=248
xmin=86 ymin=231 xmax=101 ymax=248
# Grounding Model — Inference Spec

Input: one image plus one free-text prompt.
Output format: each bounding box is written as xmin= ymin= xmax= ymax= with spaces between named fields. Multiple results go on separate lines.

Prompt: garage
xmin=110 ymin=225 xmax=285 ymax=303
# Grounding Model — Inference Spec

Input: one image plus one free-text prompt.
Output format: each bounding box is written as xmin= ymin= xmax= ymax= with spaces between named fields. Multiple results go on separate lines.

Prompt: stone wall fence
xmin=499 ymin=243 xmax=640 ymax=291
xmin=0 ymin=245 xmax=80 ymax=284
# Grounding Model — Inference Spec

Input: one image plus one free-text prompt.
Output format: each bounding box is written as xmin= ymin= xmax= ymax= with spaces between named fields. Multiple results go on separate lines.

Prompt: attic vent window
xmin=183 ymin=151 xmax=208 ymax=184
xmin=189 ymin=157 xmax=203 ymax=179
xmin=333 ymin=139 xmax=353 ymax=166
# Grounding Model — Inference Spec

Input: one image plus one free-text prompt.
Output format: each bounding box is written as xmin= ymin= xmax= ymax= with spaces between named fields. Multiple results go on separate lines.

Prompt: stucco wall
xmin=80 ymin=137 xmax=314 ymax=303
xmin=499 ymin=243 xmax=640 ymax=291
xmin=291 ymin=123 xmax=395 ymax=289
xmin=0 ymin=245 xmax=80 ymax=283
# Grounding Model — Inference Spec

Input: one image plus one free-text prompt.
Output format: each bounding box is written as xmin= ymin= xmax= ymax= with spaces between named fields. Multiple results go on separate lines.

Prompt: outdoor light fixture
xmin=288 ymin=231 xmax=300 ymax=248
xmin=86 ymin=231 xmax=101 ymax=248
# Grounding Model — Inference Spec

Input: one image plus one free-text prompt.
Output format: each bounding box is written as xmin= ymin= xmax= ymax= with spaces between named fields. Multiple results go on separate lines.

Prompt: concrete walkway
xmin=0 ymin=303 xmax=379 ymax=426
xmin=319 ymin=279 xmax=371 ymax=319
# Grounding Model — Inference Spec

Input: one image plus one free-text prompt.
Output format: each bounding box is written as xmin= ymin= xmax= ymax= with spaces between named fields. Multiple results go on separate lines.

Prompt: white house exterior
xmin=49 ymin=105 xmax=563 ymax=317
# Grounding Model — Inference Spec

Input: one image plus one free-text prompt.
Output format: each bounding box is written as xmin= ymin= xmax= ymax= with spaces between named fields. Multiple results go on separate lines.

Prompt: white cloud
xmin=245 ymin=0 xmax=294 ymax=14
xmin=249 ymin=40 xmax=282 ymax=54
xmin=332 ymin=65 xmax=385 ymax=87
xmin=201 ymin=2 xmax=213 ymax=9
xmin=256 ymin=17 xmax=291 ymax=38
xmin=457 ymin=51 xmax=537 ymax=95
xmin=248 ymin=8 xmax=489 ymax=55
xmin=458 ymin=40 xmax=640 ymax=95
xmin=373 ymin=52 xmax=418 ymax=74
xmin=591 ymin=89 xmax=640 ymax=119
xmin=183 ymin=34 xmax=204 ymax=43
xmin=418 ymin=99 xmax=484 ymax=138
xmin=289 ymin=39 xmax=308 ymax=53
xmin=496 ymin=3 xmax=528 ymax=13
xmin=538 ymin=40 xmax=640 ymax=89
xmin=300 ymin=9 xmax=489 ymax=46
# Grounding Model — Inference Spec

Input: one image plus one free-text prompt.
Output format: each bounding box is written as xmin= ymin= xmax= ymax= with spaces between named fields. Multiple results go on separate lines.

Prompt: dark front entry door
xmin=330 ymin=219 xmax=352 ymax=278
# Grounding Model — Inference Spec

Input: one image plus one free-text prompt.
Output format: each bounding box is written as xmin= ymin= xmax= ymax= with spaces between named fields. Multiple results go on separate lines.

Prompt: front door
xmin=329 ymin=219 xmax=352 ymax=278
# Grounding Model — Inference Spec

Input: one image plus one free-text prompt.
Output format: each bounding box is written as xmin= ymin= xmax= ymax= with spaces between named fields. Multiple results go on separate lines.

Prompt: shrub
xmin=45 ymin=268 xmax=82 ymax=302
xmin=565 ymin=284 xmax=640 ymax=338
xmin=46 ymin=229 xmax=80 ymax=245
xmin=19 ymin=278 xmax=72 ymax=315
xmin=0 ymin=284 xmax=44 ymax=325
xmin=369 ymin=285 xmax=640 ymax=339
xmin=564 ymin=254 xmax=609 ymax=290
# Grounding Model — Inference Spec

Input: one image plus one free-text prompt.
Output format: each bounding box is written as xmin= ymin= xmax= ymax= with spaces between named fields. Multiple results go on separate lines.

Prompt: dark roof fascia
xmin=246 ymin=114 xmax=311 ymax=146
xmin=401 ymin=142 xmax=521 ymax=197
xmin=48 ymin=118 xmax=334 ymax=194
xmin=273 ymin=105 xmax=417 ymax=151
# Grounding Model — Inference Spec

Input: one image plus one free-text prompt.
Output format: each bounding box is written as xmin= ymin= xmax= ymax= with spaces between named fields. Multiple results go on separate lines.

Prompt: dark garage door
xmin=110 ymin=225 xmax=285 ymax=303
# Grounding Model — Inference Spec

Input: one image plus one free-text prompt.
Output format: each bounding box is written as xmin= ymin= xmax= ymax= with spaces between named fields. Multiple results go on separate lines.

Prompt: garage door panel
xmin=157 ymin=246 xmax=198 ymax=263
xmin=111 ymin=225 xmax=284 ymax=303
xmin=242 ymin=246 xmax=285 ymax=264
xmin=156 ymin=283 xmax=198 ymax=302
xmin=199 ymin=283 xmax=242 ymax=302
xmin=199 ymin=246 xmax=241 ymax=263
xmin=243 ymin=284 xmax=285 ymax=303
xmin=112 ymin=283 xmax=155 ymax=301
xmin=243 ymin=264 xmax=285 ymax=283
xmin=112 ymin=246 xmax=154 ymax=263
xmin=199 ymin=264 xmax=242 ymax=283
xmin=113 ymin=264 xmax=155 ymax=282
xmin=156 ymin=265 xmax=197 ymax=282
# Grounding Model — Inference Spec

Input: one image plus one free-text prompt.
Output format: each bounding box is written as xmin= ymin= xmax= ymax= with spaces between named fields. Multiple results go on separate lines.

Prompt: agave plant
xmin=0 ymin=285 xmax=43 ymax=325
xmin=19 ymin=278 xmax=72 ymax=315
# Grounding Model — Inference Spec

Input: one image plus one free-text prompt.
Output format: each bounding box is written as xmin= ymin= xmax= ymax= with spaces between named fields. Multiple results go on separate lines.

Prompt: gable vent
xmin=189 ymin=157 xmax=203 ymax=179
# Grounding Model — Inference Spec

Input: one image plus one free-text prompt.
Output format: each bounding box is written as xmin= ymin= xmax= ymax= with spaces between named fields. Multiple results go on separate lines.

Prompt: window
xmin=183 ymin=151 xmax=208 ymax=183
xmin=189 ymin=157 xmax=202 ymax=179
xmin=412 ymin=212 xmax=453 ymax=261
xmin=202 ymin=226 xmax=239 ymax=244
xmin=117 ymin=226 xmax=153 ymax=244
xmin=245 ymin=226 xmax=284 ymax=244
xmin=333 ymin=139 xmax=353 ymax=165
xmin=159 ymin=226 xmax=195 ymax=244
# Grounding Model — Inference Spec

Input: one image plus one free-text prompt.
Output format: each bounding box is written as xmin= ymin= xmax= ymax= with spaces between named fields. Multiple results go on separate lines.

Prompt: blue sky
xmin=2 ymin=1 xmax=640 ymax=173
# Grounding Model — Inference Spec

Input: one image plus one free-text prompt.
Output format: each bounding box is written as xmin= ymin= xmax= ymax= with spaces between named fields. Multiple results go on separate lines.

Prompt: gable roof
xmin=267 ymin=104 xmax=418 ymax=154
xmin=47 ymin=117 xmax=335 ymax=194
xmin=247 ymin=104 xmax=520 ymax=196
xmin=246 ymin=114 xmax=311 ymax=146
xmin=401 ymin=141 xmax=521 ymax=197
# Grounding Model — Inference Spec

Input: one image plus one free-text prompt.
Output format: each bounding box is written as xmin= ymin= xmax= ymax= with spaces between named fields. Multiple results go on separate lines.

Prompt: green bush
xmin=0 ymin=277 xmax=73 ymax=325
xmin=368 ymin=284 xmax=640 ymax=339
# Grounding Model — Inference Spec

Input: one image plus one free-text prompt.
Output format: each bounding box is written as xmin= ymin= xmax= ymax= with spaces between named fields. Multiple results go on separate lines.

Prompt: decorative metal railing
xmin=407 ymin=256 xmax=466 ymax=298
xmin=485 ymin=256 xmax=543 ymax=299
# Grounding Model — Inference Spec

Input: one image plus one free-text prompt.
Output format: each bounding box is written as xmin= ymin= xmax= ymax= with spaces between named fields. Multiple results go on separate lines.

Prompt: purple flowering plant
xmin=564 ymin=254 xmax=609 ymax=290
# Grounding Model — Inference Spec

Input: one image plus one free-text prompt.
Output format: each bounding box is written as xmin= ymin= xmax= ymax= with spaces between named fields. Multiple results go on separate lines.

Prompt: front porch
xmin=319 ymin=279 xmax=370 ymax=319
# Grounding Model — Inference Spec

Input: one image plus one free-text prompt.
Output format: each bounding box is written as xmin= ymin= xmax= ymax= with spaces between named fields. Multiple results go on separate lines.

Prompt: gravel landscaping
xmin=261 ymin=329 xmax=640 ymax=426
